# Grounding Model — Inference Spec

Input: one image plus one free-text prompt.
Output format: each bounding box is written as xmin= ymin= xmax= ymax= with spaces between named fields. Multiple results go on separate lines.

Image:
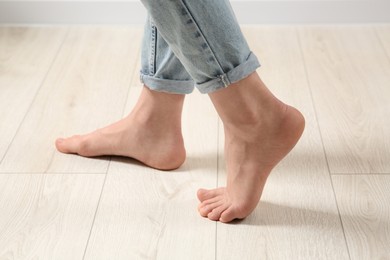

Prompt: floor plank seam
xmin=295 ymin=27 xmax=352 ymax=260
xmin=82 ymin=163 xmax=109 ymax=260
xmin=331 ymin=173 xmax=390 ymax=175
xmin=0 ymin=26 xmax=71 ymax=166
xmin=43 ymin=149 xmax=57 ymax=173
xmin=327 ymin=176 xmax=352 ymax=260
xmin=215 ymin=118 xmax=220 ymax=260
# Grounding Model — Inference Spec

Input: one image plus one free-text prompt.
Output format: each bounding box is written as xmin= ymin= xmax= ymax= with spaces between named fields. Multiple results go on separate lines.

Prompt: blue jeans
xmin=139 ymin=0 xmax=261 ymax=94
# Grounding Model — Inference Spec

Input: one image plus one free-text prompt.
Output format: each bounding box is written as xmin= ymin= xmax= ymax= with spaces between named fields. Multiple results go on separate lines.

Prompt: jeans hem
xmin=140 ymin=73 xmax=195 ymax=94
xmin=195 ymin=51 xmax=261 ymax=94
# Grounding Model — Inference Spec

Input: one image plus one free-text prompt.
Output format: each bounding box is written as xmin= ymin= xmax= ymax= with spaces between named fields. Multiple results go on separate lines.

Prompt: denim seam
xmin=218 ymin=74 xmax=230 ymax=87
xmin=179 ymin=0 xmax=230 ymax=86
xmin=149 ymin=20 xmax=157 ymax=75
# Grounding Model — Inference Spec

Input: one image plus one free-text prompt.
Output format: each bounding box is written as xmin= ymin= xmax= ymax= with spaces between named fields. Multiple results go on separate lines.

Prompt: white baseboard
xmin=0 ymin=1 xmax=389 ymax=25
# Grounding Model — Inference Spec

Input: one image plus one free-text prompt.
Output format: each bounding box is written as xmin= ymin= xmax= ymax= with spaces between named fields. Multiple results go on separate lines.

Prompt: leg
xmin=197 ymin=72 xmax=305 ymax=222
xmin=139 ymin=0 xmax=304 ymax=221
xmin=56 ymin=14 xmax=193 ymax=170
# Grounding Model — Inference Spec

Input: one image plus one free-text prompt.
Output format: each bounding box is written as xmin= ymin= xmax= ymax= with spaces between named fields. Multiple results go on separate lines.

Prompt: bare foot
xmin=197 ymin=72 xmax=305 ymax=222
xmin=55 ymin=86 xmax=186 ymax=170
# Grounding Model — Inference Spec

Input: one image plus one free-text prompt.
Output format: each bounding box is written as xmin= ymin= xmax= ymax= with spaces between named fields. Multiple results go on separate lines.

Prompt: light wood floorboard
xmin=0 ymin=26 xmax=142 ymax=173
xmin=298 ymin=25 xmax=390 ymax=174
xmin=0 ymin=174 xmax=105 ymax=259
xmin=332 ymin=175 xmax=390 ymax=260
xmin=0 ymin=26 xmax=67 ymax=162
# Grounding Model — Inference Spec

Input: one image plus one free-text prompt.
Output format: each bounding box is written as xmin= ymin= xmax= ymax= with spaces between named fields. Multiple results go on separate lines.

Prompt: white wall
xmin=0 ymin=0 xmax=389 ymax=24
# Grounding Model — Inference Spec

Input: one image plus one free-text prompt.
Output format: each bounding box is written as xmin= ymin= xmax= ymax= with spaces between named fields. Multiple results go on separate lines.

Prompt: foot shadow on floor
xmin=224 ymin=201 xmax=363 ymax=229
xmin=225 ymin=201 xmax=336 ymax=226
xmin=104 ymin=151 xmax=219 ymax=173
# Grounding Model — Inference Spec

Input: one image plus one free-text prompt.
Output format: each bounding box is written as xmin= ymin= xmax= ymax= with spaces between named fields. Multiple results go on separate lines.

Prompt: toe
xmin=197 ymin=187 xmax=225 ymax=202
xmin=207 ymin=204 xmax=229 ymax=221
xmin=198 ymin=195 xmax=223 ymax=209
xmin=197 ymin=196 xmax=220 ymax=215
xmin=197 ymin=189 xmax=210 ymax=202
xmin=56 ymin=134 xmax=95 ymax=156
xmin=219 ymin=203 xmax=252 ymax=223
xmin=55 ymin=135 xmax=81 ymax=154
xmin=198 ymin=200 xmax=224 ymax=217
xmin=219 ymin=207 xmax=236 ymax=223
xmin=55 ymin=138 xmax=65 ymax=151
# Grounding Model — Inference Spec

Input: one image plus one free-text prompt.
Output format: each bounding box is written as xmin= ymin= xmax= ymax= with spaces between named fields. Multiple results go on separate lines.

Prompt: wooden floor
xmin=0 ymin=24 xmax=389 ymax=259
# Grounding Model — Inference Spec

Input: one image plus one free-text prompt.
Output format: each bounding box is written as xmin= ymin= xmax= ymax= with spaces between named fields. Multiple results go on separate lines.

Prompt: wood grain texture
xmin=0 ymin=26 xmax=67 ymax=162
xmin=0 ymin=174 xmax=104 ymax=259
xmin=332 ymin=175 xmax=390 ymax=260
xmin=0 ymin=26 xmax=142 ymax=173
xmin=298 ymin=25 xmax=390 ymax=174
xmin=215 ymin=26 xmax=349 ymax=260
xmin=84 ymin=86 xmax=219 ymax=259
xmin=1 ymin=24 xmax=389 ymax=259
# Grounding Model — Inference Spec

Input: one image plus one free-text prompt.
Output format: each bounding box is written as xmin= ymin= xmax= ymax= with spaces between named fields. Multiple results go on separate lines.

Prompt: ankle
xmin=130 ymin=86 xmax=185 ymax=128
xmin=210 ymin=72 xmax=287 ymax=126
xmin=224 ymin=96 xmax=287 ymax=131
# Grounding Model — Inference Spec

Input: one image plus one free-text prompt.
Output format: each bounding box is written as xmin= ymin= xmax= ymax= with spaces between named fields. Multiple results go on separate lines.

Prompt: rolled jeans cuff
xmin=196 ymin=51 xmax=261 ymax=94
xmin=140 ymin=73 xmax=195 ymax=94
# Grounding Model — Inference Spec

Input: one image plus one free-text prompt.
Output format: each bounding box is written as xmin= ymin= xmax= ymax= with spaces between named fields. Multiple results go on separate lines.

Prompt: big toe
xmin=197 ymin=189 xmax=210 ymax=202
xmin=55 ymin=135 xmax=83 ymax=154
xmin=197 ymin=187 xmax=225 ymax=202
